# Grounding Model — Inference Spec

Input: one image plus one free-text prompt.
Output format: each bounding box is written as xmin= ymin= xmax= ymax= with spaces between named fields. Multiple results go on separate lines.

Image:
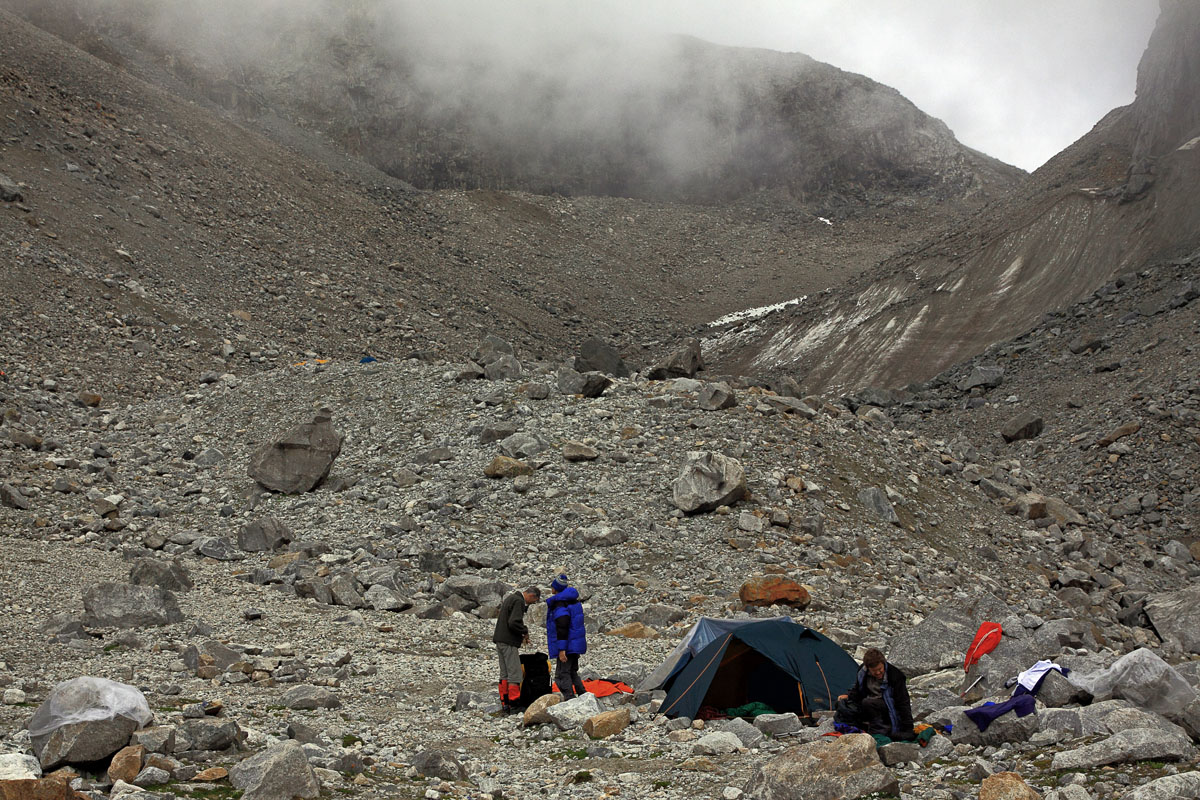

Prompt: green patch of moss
xmin=341 ymin=734 xmax=363 ymax=748
xmin=572 ymin=771 xmax=592 ymax=784
xmin=551 ymin=748 xmax=589 ymax=761
xmin=652 ymin=779 xmax=671 ymax=789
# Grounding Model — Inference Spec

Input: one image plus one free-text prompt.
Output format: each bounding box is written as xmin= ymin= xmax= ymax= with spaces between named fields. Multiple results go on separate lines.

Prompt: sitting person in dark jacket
xmin=545 ymin=574 xmax=587 ymax=700
xmin=835 ymin=647 xmax=915 ymax=740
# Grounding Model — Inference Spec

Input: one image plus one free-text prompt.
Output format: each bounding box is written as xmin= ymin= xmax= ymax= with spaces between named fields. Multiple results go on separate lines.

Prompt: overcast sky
xmin=455 ymin=0 xmax=1161 ymax=172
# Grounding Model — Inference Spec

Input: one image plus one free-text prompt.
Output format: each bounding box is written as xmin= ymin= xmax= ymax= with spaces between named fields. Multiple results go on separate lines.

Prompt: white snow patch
xmin=997 ymin=256 xmax=1024 ymax=293
xmin=817 ymin=217 xmax=833 ymax=226
xmin=709 ymin=297 xmax=805 ymax=327
xmin=752 ymin=313 xmax=843 ymax=369
xmin=890 ymin=304 xmax=929 ymax=353
xmin=1179 ymin=136 xmax=1200 ymax=151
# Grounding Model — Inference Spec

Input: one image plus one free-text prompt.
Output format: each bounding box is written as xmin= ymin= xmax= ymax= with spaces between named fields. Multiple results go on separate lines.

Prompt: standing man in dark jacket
xmin=545 ymin=574 xmax=587 ymax=699
xmin=493 ymin=586 xmax=540 ymax=713
xmin=835 ymin=647 xmax=915 ymax=739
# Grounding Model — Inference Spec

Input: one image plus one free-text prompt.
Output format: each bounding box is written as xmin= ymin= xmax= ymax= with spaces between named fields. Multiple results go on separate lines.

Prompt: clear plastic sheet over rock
xmin=26 ymin=677 xmax=153 ymax=737
xmin=1067 ymin=647 xmax=1197 ymax=719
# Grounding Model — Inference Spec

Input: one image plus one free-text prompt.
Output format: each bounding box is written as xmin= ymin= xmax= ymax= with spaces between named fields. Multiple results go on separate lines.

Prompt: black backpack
xmin=517 ymin=652 xmax=552 ymax=707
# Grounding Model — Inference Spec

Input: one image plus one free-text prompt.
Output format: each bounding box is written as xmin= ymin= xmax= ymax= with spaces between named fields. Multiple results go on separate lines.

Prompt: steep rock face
xmin=707 ymin=0 xmax=1200 ymax=394
xmin=1130 ymin=0 xmax=1200 ymax=165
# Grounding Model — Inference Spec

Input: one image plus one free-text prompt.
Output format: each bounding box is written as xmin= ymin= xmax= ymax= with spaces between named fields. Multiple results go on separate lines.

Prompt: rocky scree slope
xmin=705 ymin=0 xmax=1200 ymax=396
xmin=1 ymin=339 xmax=1200 ymax=799
xmin=837 ymin=249 xmax=1199 ymax=616
xmin=0 ymin=6 xmax=947 ymax=407
xmin=2 ymin=0 xmax=1025 ymax=207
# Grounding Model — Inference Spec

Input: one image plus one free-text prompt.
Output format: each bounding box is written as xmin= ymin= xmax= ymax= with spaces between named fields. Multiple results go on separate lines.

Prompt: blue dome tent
xmin=639 ymin=616 xmax=859 ymax=720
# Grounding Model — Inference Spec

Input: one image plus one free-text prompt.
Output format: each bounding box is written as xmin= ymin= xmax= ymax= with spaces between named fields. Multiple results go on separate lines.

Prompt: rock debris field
xmin=1 ymin=322 xmax=1199 ymax=800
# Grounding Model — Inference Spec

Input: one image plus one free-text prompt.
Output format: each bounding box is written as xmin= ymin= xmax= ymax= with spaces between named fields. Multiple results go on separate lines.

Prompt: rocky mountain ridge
xmin=0 ymin=0 xmax=1024 ymax=208
xmin=706 ymin=0 xmax=1200 ymax=397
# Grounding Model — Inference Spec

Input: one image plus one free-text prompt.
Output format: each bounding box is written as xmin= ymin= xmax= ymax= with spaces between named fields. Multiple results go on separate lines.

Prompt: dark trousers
xmin=555 ymin=654 xmax=586 ymax=699
xmin=835 ymin=697 xmax=892 ymax=736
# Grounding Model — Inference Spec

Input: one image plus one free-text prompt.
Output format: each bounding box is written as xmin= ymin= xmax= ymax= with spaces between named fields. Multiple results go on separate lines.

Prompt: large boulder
xmin=471 ymin=334 xmax=514 ymax=367
xmin=1000 ymin=412 xmax=1044 ymax=443
xmin=1145 ymin=584 xmax=1200 ymax=655
xmin=127 ymin=558 xmax=193 ymax=593
xmin=281 ymin=686 xmax=341 ymax=710
xmin=980 ymin=772 xmax=1042 ymax=800
xmin=522 ymin=694 xmax=562 ymax=726
xmin=484 ymin=354 xmax=523 ymax=380
xmin=1121 ymin=772 xmax=1200 ymax=799
xmin=0 ymin=754 xmax=42 ymax=780
xmin=82 ymin=583 xmax=183 ymax=628
xmin=958 ymin=365 xmax=1004 ymax=391
xmin=646 ymin=338 xmax=703 ymax=380
xmin=693 ymin=731 xmax=743 ymax=755
xmin=499 ymin=431 xmax=550 ymax=459
xmin=483 ymin=455 xmax=533 ymax=478
xmin=742 ymin=733 xmax=898 ymax=800
xmin=857 ymin=487 xmax=900 ymax=525
xmin=237 ymin=517 xmax=294 ymax=552
xmin=248 ymin=408 xmax=343 ymax=494
xmin=934 ymin=705 xmax=1040 ymax=748
xmin=176 ymin=717 xmax=242 ymax=752
xmin=575 ymin=337 xmax=630 ymax=377
xmin=1050 ymin=727 xmax=1196 ymax=770
xmin=0 ymin=777 xmax=89 ymax=800
xmin=888 ymin=593 xmax=1025 ymax=677
xmin=28 ymin=678 xmax=152 ymax=769
xmin=409 ymin=750 xmax=468 ymax=781
xmin=672 ymin=451 xmax=747 ymax=514
xmin=753 ymin=714 xmax=802 ymax=738
xmin=228 ymin=740 xmax=320 ymax=800
xmin=0 ymin=173 xmax=24 ymax=202
xmin=698 ymin=382 xmax=737 ymax=411
xmin=717 ymin=717 xmax=766 ymax=749
xmin=584 ymin=709 xmax=631 ymax=739
xmin=546 ymin=693 xmax=602 ymax=730
xmin=739 ymin=576 xmax=811 ymax=609
xmin=1068 ymin=648 xmax=1198 ymax=722
xmin=436 ymin=575 xmax=509 ymax=611
xmin=181 ymin=639 xmax=242 ymax=674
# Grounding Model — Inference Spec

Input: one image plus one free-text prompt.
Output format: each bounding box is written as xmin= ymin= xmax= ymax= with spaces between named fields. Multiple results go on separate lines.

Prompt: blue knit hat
xmin=550 ymin=574 xmax=569 ymax=593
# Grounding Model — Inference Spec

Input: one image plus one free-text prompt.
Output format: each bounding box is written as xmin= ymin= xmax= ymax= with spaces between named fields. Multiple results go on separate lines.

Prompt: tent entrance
xmin=699 ymin=639 xmax=805 ymax=716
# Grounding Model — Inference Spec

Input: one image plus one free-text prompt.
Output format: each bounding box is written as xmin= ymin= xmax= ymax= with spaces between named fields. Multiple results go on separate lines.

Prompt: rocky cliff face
xmin=0 ymin=0 xmax=1022 ymax=209
xmin=707 ymin=0 xmax=1200 ymax=395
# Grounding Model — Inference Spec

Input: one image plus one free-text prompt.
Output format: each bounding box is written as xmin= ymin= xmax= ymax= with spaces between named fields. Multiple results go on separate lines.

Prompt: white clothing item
xmin=1017 ymin=659 xmax=1064 ymax=691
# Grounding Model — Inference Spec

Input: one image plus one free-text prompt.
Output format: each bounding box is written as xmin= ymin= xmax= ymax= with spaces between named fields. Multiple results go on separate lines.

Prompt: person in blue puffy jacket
xmin=545 ymin=573 xmax=587 ymax=699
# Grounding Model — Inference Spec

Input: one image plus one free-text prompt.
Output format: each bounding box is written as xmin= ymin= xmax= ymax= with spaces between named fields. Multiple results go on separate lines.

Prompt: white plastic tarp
xmin=1067 ymin=647 xmax=1197 ymax=719
xmin=27 ymin=676 xmax=153 ymax=738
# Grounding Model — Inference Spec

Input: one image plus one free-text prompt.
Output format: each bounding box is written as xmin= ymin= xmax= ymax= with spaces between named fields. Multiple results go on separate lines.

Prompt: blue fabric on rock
xmin=963 ymin=694 xmax=1037 ymax=731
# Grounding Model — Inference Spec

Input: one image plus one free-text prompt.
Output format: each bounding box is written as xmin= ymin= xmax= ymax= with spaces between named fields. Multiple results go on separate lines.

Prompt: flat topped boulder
xmin=83 ymin=582 xmax=183 ymax=629
xmin=248 ymin=408 xmax=343 ymax=494
xmin=742 ymin=733 xmax=897 ymax=800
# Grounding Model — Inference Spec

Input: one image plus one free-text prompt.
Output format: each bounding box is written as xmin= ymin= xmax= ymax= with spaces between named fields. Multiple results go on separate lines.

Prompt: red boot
xmin=507 ymin=681 xmax=523 ymax=712
xmin=498 ymin=680 xmax=509 ymax=712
